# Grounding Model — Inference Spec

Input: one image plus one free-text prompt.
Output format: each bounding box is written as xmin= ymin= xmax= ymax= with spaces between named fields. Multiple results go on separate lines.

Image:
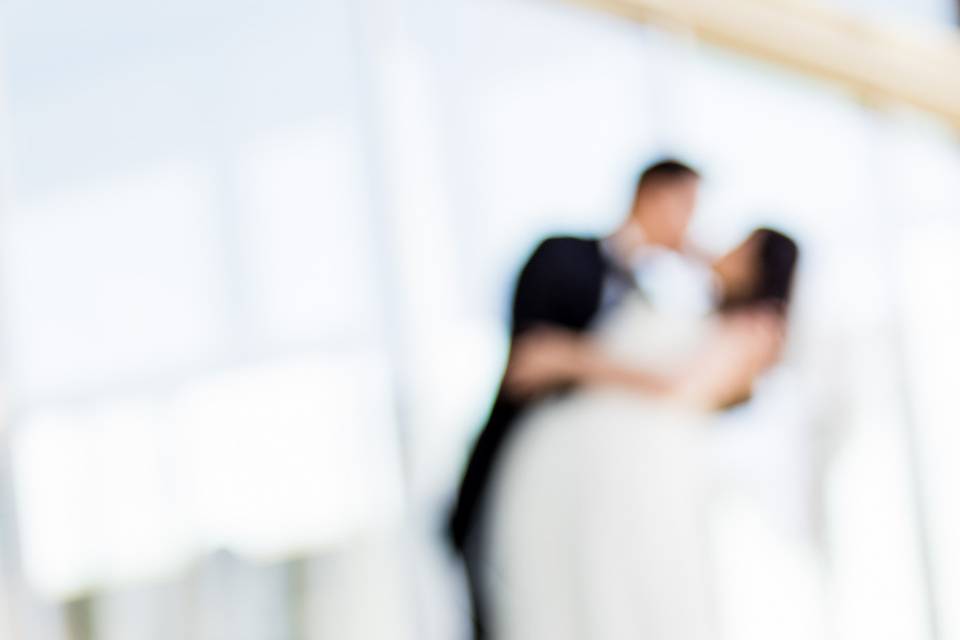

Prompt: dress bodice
xmin=591 ymin=292 xmax=712 ymax=379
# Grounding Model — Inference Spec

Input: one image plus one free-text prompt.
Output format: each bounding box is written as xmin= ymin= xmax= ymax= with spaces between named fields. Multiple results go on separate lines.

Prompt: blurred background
xmin=0 ymin=0 xmax=958 ymax=638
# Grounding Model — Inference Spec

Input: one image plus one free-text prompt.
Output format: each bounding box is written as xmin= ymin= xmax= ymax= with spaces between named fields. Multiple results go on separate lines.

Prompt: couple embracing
xmin=450 ymin=160 xmax=799 ymax=640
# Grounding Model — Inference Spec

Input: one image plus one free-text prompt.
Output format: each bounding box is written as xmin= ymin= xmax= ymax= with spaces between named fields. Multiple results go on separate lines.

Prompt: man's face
xmin=640 ymin=177 xmax=699 ymax=251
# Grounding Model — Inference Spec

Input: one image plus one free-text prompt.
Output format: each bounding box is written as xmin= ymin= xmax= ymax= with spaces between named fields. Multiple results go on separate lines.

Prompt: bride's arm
xmin=667 ymin=311 xmax=784 ymax=409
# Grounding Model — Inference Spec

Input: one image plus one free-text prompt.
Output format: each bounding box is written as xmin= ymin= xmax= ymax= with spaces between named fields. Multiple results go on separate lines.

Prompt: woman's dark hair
xmin=755 ymin=228 xmax=799 ymax=307
xmin=724 ymin=227 xmax=799 ymax=312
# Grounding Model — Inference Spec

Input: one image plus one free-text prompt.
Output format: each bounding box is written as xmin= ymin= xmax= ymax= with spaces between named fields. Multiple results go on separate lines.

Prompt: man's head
xmin=627 ymin=160 xmax=700 ymax=251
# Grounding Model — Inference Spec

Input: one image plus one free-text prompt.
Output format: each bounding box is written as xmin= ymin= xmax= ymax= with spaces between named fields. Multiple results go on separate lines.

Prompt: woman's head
xmin=713 ymin=228 xmax=799 ymax=312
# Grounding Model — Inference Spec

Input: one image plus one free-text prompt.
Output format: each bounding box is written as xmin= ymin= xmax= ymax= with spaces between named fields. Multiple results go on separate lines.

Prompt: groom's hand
xmin=503 ymin=327 xmax=588 ymax=399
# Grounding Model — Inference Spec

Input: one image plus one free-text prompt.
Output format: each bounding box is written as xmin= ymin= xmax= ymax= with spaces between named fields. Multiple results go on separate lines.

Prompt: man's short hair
xmin=635 ymin=159 xmax=700 ymax=195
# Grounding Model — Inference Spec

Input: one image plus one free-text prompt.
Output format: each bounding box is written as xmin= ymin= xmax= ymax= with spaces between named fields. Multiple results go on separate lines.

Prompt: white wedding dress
xmin=482 ymin=293 xmax=716 ymax=640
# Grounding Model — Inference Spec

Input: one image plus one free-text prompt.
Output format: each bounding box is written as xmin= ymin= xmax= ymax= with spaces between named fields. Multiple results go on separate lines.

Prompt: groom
xmin=450 ymin=159 xmax=702 ymax=638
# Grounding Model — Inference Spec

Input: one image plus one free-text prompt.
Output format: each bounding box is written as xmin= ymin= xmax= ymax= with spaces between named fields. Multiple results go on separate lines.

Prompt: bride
xmin=479 ymin=228 xmax=799 ymax=640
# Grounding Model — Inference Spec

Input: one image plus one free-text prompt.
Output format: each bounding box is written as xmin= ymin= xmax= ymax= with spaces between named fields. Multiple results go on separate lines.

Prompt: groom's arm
xmin=504 ymin=309 xmax=784 ymax=404
xmin=503 ymin=327 xmax=672 ymax=399
xmin=501 ymin=238 xmax=663 ymax=398
xmin=504 ymin=238 xmax=677 ymax=399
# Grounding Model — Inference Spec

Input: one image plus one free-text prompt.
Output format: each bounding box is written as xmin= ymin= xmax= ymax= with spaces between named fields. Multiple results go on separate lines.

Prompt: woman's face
xmin=713 ymin=233 xmax=762 ymax=299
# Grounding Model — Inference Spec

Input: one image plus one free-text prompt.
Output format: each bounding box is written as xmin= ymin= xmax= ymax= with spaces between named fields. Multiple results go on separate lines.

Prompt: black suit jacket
xmin=449 ymin=235 xmax=614 ymax=550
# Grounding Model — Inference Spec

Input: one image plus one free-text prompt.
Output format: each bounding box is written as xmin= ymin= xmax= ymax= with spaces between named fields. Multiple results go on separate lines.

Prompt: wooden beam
xmin=563 ymin=0 xmax=960 ymax=130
